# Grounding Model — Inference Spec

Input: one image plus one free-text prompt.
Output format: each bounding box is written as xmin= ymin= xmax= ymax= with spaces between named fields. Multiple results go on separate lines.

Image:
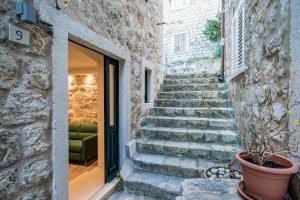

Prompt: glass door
xmin=104 ymin=56 xmax=119 ymax=182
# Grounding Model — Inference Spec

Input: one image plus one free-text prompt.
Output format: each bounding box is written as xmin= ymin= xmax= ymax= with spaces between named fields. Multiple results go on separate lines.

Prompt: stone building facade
xmin=0 ymin=0 xmax=163 ymax=199
xmin=163 ymin=0 xmax=220 ymax=64
xmin=224 ymin=0 xmax=300 ymax=198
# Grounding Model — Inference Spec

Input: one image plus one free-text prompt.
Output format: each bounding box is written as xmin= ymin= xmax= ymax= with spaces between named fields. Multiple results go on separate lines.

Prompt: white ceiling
xmin=68 ymin=41 xmax=99 ymax=69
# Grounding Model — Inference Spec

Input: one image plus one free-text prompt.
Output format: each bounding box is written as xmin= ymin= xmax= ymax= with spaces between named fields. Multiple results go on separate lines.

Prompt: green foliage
xmin=213 ymin=41 xmax=222 ymax=58
xmin=203 ymin=16 xmax=221 ymax=43
xmin=114 ymin=171 xmax=124 ymax=193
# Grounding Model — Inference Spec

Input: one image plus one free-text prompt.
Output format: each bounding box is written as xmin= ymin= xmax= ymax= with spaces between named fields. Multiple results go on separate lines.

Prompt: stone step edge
xmin=151 ymin=107 xmax=233 ymax=111
xmin=158 ymin=90 xmax=228 ymax=94
xmin=165 ymin=74 xmax=219 ymax=78
xmin=140 ymin=125 xmax=237 ymax=136
xmin=162 ymin=83 xmax=225 ymax=87
xmin=125 ymin=170 xmax=184 ymax=198
xmin=136 ymin=138 xmax=239 ymax=152
xmin=145 ymin=115 xmax=233 ymax=122
xmin=132 ymin=153 xmax=230 ymax=174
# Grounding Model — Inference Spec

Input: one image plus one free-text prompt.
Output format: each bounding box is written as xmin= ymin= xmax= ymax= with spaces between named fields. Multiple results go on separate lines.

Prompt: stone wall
xmin=0 ymin=2 xmax=52 ymax=198
xmin=68 ymin=74 xmax=98 ymax=124
xmin=0 ymin=0 xmax=163 ymax=198
xmin=163 ymin=0 xmax=220 ymax=64
xmin=225 ymin=1 xmax=299 ymax=197
xmin=225 ymin=0 xmax=292 ymax=151
xmin=57 ymin=0 xmax=164 ymax=138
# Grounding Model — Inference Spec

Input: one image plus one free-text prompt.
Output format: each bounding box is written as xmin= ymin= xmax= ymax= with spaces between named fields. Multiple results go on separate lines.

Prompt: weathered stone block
xmin=0 ymin=92 xmax=50 ymax=126
xmin=0 ymin=168 xmax=18 ymax=199
xmin=0 ymin=129 xmax=20 ymax=167
xmin=24 ymin=62 xmax=50 ymax=90
xmin=23 ymin=124 xmax=50 ymax=158
xmin=17 ymin=186 xmax=49 ymax=200
xmin=21 ymin=158 xmax=50 ymax=188
xmin=0 ymin=53 xmax=19 ymax=90
xmin=265 ymin=33 xmax=282 ymax=56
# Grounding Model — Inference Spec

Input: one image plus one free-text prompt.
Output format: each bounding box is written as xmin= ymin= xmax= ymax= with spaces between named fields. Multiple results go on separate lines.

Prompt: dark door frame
xmin=104 ymin=56 xmax=120 ymax=182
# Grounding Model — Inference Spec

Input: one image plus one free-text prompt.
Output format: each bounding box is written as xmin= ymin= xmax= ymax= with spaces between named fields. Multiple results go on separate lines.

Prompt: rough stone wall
xmin=0 ymin=2 xmax=52 ymax=199
xmin=163 ymin=0 xmax=220 ymax=64
xmin=225 ymin=0 xmax=293 ymax=154
xmin=57 ymin=0 xmax=164 ymax=138
xmin=0 ymin=0 xmax=163 ymax=198
xmin=68 ymin=74 xmax=98 ymax=124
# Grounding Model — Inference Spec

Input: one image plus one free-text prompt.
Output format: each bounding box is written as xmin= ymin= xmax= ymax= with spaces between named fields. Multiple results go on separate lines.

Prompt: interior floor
xmin=69 ymin=159 xmax=98 ymax=182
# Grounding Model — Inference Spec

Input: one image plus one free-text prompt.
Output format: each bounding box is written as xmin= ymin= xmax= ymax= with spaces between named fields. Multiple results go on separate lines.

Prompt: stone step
xmin=136 ymin=138 xmax=239 ymax=160
xmin=132 ymin=153 xmax=228 ymax=178
xmin=178 ymin=179 xmax=242 ymax=200
xmin=157 ymin=90 xmax=228 ymax=99
xmin=138 ymin=126 xmax=237 ymax=144
xmin=164 ymin=77 xmax=219 ymax=85
xmin=144 ymin=116 xmax=233 ymax=130
xmin=155 ymin=99 xmax=229 ymax=108
xmin=161 ymin=83 xmax=225 ymax=92
xmin=150 ymin=107 xmax=233 ymax=118
xmin=109 ymin=191 xmax=157 ymax=200
xmin=165 ymin=73 xmax=218 ymax=80
xmin=125 ymin=170 xmax=184 ymax=199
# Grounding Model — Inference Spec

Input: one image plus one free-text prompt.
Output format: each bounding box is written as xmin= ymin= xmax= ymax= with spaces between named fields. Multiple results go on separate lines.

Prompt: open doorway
xmin=67 ymin=41 xmax=119 ymax=199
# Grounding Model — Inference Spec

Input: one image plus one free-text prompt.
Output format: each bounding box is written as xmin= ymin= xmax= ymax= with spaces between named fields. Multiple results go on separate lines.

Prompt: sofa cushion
xmin=69 ymin=124 xmax=81 ymax=132
xmin=80 ymin=124 xmax=97 ymax=133
xmin=69 ymin=132 xmax=79 ymax=140
xmin=69 ymin=140 xmax=82 ymax=153
xmin=76 ymin=133 xmax=94 ymax=140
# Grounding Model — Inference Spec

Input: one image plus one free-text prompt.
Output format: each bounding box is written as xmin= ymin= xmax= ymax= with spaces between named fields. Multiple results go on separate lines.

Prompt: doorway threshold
xmin=69 ymin=167 xmax=120 ymax=200
xmin=88 ymin=178 xmax=120 ymax=200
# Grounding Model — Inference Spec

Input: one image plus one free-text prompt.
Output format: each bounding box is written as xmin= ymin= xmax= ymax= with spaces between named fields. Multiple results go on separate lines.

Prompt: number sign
xmin=8 ymin=24 xmax=31 ymax=46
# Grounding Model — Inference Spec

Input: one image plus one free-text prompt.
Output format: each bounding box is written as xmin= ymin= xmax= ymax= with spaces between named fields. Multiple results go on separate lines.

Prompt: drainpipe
xmin=219 ymin=0 xmax=225 ymax=82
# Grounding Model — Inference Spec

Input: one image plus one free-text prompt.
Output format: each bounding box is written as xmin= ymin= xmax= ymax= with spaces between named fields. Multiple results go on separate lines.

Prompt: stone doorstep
xmin=109 ymin=191 xmax=158 ymax=200
xmin=125 ymin=170 xmax=184 ymax=199
xmin=149 ymin=107 xmax=233 ymax=118
xmin=155 ymin=99 xmax=229 ymax=108
xmin=135 ymin=138 xmax=239 ymax=160
xmin=144 ymin=116 xmax=234 ymax=130
xmin=132 ymin=153 xmax=228 ymax=178
xmin=138 ymin=126 xmax=237 ymax=144
xmin=123 ymin=170 xmax=241 ymax=200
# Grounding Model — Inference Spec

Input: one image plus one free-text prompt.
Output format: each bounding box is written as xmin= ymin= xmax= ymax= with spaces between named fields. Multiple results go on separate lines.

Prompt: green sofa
xmin=69 ymin=124 xmax=98 ymax=165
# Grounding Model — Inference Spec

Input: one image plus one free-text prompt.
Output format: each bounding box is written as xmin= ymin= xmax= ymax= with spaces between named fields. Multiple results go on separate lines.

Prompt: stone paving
xmin=110 ymin=72 xmax=241 ymax=200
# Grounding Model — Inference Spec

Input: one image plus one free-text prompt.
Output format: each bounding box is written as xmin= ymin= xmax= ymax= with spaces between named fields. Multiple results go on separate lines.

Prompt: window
xmin=173 ymin=33 xmax=188 ymax=54
xmin=172 ymin=0 xmax=189 ymax=10
xmin=231 ymin=0 xmax=246 ymax=79
xmin=144 ymin=69 xmax=151 ymax=103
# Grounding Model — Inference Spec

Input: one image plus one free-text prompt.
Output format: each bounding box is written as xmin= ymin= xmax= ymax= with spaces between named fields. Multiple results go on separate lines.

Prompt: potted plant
xmin=202 ymin=85 xmax=300 ymax=200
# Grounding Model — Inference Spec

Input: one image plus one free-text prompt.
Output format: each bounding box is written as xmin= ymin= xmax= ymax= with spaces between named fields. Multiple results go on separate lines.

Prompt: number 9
xmin=16 ymin=30 xmax=23 ymax=40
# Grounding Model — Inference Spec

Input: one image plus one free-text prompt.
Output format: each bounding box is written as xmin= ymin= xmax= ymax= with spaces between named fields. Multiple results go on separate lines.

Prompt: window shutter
xmin=231 ymin=0 xmax=246 ymax=79
xmin=237 ymin=7 xmax=244 ymax=70
xmin=231 ymin=18 xmax=238 ymax=76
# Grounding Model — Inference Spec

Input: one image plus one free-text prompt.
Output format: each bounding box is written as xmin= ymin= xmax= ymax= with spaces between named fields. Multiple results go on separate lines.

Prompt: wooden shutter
xmin=231 ymin=0 xmax=246 ymax=79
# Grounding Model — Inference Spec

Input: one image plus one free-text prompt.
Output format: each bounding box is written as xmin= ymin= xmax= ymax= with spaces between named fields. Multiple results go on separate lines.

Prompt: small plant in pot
xmin=203 ymin=86 xmax=300 ymax=200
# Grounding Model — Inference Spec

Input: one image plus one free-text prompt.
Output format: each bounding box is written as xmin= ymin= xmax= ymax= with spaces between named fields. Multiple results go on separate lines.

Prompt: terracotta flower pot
xmin=236 ymin=151 xmax=299 ymax=200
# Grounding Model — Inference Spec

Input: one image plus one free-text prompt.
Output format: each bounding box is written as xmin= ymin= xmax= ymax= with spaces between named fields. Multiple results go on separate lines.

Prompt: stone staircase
xmin=117 ymin=73 xmax=240 ymax=199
